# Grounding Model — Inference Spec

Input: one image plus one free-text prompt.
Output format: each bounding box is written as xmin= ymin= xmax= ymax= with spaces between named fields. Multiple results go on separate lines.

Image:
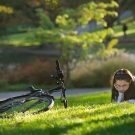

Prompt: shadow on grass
xmin=1 ymin=104 xmax=135 ymax=135
xmin=1 ymin=121 xmax=83 ymax=135
xmin=1 ymin=113 xmax=135 ymax=135
xmin=85 ymin=113 xmax=135 ymax=135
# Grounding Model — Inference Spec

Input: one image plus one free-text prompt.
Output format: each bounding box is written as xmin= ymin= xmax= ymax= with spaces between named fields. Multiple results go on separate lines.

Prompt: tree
xmin=0 ymin=5 xmax=13 ymax=37
xmin=51 ymin=0 xmax=135 ymax=27
xmin=0 ymin=5 xmax=13 ymax=14
xmin=97 ymin=0 xmax=135 ymax=27
xmin=35 ymin=8 xmax=54 ymax=29
xmin=0 ymin=0 xmax=58 ymax=37
xmin=0 ymin=0 xmax=58 ymax=27
xmin=31 ymin=1 xmax=118 ymax=83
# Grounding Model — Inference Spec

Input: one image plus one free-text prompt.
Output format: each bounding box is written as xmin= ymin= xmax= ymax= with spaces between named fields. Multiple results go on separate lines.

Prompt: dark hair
xmin=110 ymin=69 xmax=135 ymax=102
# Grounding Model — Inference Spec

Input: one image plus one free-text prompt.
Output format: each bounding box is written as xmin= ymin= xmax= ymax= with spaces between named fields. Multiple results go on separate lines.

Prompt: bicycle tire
xmin=0 ymin=95 xmax=29 ymax=118
xmin=23 ymin=95 xmax=54 ymax=114
xmin=0 ymin=95 xmax=54 ymax=118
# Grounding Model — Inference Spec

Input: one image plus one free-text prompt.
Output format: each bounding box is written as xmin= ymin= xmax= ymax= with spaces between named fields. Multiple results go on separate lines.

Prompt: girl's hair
xmin=110 ymin=69 xmax=135 ymax=102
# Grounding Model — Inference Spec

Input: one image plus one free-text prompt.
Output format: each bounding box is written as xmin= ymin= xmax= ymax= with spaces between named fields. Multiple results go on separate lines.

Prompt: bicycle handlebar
xmin=31 ymin=60 xmax=67 ymax=108
xmin=51 ymin=60 xmax=64 ymax=80
xmin=56 ymin=60 xmax=61 ymax=71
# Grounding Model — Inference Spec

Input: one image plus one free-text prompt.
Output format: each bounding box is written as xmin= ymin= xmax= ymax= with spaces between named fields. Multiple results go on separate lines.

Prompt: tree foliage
xmin=30 ymin=1 xmax=118 ymax=82
xmin=0 ymin=0 xmax=58 ymax=27
xmin=56 ymin=1 xmax=118 ymax=28
xmin=0 ymin=5 xmax=13 ymax=14
xmin=45 ymin=0 xmax=58 ymax=7
xmin=35 ymin=8 xmax=54 ymax=29
xmin=0 ymin=0 xmax=134 ymax=28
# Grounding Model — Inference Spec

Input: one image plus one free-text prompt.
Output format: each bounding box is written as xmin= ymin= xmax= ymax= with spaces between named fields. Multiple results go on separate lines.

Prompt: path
xmin=0 ymin=87 xmax=110 ymax=101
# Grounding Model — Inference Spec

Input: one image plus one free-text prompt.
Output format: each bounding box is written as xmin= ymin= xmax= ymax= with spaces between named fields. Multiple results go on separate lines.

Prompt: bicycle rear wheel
xmin=22 ymin=95 xmax=54 ymax=114
xmin=0 ymin=96 xmax=28 ymax=118
xmin=0 ymin=95 xmax=54 ymax=118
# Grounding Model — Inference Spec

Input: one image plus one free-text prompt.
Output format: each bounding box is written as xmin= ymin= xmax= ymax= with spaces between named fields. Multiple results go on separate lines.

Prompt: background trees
xmin=0 ymin=0 xmax=135 ymax=87
xmin=0 ymin=0 xmax=135 ymax=28
xmin=30 ymin=1 xmax=118 ymax=83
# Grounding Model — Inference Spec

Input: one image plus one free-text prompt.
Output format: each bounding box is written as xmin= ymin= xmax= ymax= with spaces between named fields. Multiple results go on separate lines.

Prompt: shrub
xmin=71 ymin=52 xmax=135 ymax=88
xmin=5 ymin=60 xmax=56 ymax=85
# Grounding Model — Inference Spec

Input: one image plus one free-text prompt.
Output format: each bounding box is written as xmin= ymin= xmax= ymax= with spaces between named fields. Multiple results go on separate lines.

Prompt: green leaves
xmin=55 ymin=11 xmax=76 ymax=30
xmin=35 ymin=8 xmax=54 ymax=29
xmin=30 ymin=1 xmax=119 ymax=82
xmin=45 ymin=0 xmax=58 ymax=8
xmin=0 ymin=5 xmax=13 ymax=14
xmin=56 ymin=1 xmax=118 ymax=28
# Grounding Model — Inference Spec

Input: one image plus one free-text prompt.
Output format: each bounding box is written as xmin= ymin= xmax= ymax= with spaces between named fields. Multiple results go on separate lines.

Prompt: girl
xmin=110 ymin=68 xmax=135 ymax=103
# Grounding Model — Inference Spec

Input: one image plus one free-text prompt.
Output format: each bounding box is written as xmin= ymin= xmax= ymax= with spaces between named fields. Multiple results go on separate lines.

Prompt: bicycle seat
xmin=29 ymin=86 xmax=42 ymax=93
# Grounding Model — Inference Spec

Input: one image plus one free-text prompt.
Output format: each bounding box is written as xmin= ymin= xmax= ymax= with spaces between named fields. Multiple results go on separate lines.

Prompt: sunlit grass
xmin=0 ymin=91 xmax=135 ymax=135
xmin=0 ymin=19 xmax=135 ymax=47
xmin=0 ymin=32 xmax=39 ymax=46
xmin=114 ymin=21 xmax=135 ymax=38
xmin=114 ymin=29 xmax=135 ymax=37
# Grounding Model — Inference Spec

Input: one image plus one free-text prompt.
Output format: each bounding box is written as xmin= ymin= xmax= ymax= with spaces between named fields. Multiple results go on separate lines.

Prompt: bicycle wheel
xmin=0 ymin=95 xmax=29 ymax=118
xmin=0 ymin=95 xmax=54 ymax=118
xmin=22 ymin=95 xmax=54 ymax=114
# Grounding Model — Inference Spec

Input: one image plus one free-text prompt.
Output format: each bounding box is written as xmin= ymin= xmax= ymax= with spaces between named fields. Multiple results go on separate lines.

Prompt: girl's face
xmin=114 ymin=80 xmax=130 ymax=93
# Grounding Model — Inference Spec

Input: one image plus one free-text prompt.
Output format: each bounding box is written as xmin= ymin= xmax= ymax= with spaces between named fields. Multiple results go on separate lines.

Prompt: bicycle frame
xmin=0 ymin=60 xmax=67 ymax=116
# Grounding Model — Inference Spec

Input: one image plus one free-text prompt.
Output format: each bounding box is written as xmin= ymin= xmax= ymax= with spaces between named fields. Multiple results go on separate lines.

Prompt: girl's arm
xmin=116 ymin=92 xmax=135 ymax=103
xmin=115 ymin=92 xmax=124 ymax=103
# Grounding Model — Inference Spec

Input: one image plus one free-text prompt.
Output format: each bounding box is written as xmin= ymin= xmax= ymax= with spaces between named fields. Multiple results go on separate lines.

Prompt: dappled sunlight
xmin=115 ymin=29 xmax=135 ymax=37
xmin=127 ymin=29 xmax=135 ymax=35
xmin=114 ymin=31 xmax=124 ymax=37
xmin=0 ymin=92 xmax=135 ymax=135
xmin=1 ymin=1 xmax=135 ymax=134
xmin=86 ymin=112 xmax=135 ymax=135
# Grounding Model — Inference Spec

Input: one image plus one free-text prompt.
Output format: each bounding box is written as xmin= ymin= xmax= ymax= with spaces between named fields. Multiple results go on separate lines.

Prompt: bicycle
xmin=0 ymin=60 xmax=67 ymax=118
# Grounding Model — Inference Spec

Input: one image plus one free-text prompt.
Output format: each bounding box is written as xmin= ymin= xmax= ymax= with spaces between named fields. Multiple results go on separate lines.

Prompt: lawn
xmin=0 ymin=90 xmax=135 ymax=135
xmin=0 ymin=19 xmax=135 ymax=47
xmin=113 ymin=21 xmax=135 ymax=38
xmin=0 ymin=31 xmax=40 ymax=46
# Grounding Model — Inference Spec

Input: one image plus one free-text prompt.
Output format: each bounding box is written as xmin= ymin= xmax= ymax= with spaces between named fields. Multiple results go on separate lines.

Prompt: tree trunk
xmin=65 ymin=60 xmax=70 ymax=85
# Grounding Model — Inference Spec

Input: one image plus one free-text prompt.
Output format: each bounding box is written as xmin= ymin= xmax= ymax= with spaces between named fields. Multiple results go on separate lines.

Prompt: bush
xmin=4 ymin=60 xmax=56 ymax=85
xmin=2 ymin=52 xmax=135 ymax=89
xmin=71 ymin=52 xmax=135 ymax=88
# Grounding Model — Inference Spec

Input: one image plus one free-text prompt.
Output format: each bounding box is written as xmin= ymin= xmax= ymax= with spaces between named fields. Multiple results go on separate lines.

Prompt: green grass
xmin=115 ymin=44 xmax=135 ymax=52
xmin=1 ymin=91 xmax=135 ymax=135
xmin=0 ymin=32 xmax=39 ymax=46
xmin=113 ymin=21 xmax=135 ymax=38
xmin=113 ymin=20 xmax=135 ymax=51
xmin=0 ymin=19 xmax=135 ymax=47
